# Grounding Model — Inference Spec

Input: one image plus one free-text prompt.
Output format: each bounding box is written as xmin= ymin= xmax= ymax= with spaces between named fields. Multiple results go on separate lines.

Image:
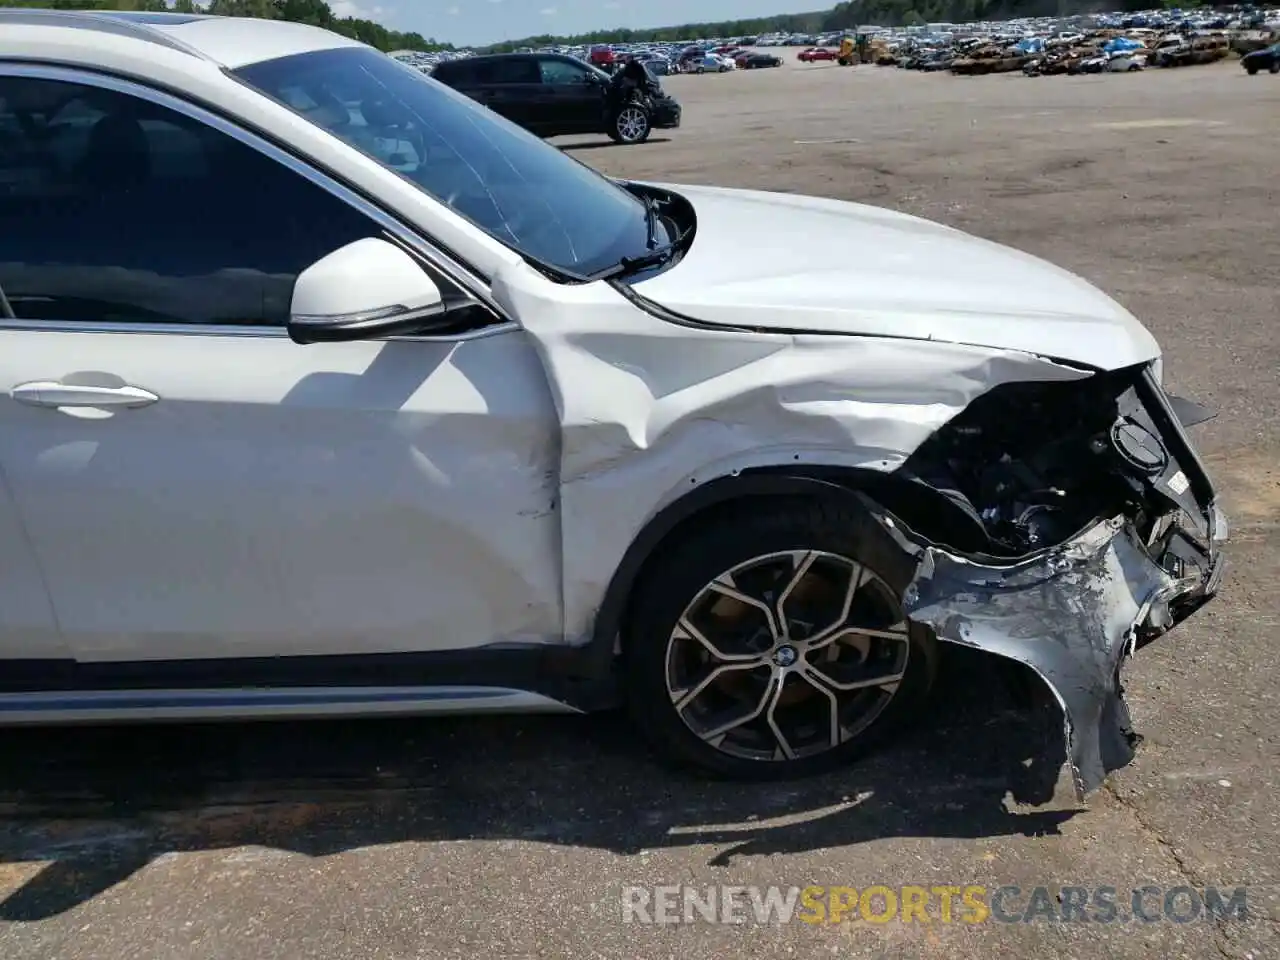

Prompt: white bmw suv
xmin=0 ymin=10 xmax=1225 ymax=797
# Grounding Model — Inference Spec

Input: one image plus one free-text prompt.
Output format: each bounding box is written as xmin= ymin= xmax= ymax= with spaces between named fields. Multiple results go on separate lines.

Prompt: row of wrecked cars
xmin=876 ymin=27 xmax=1250 ymax=76
xmin=1022 ymin=30 xmax=1237 ymax=75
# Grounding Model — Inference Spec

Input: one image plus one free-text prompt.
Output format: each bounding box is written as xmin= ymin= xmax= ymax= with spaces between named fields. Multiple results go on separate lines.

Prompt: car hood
xmin=632 ymin=184 xmax=1160 ymax=371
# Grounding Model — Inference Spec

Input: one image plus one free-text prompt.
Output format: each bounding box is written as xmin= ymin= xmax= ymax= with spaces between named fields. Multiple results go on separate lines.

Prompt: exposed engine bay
xmin=900 ymin=364 xmax=1210 ymax=564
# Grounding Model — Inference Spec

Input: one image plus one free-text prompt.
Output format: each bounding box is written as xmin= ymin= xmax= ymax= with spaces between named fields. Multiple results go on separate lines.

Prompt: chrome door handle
xmin=10 ymin=380 xmax=159 ymax=409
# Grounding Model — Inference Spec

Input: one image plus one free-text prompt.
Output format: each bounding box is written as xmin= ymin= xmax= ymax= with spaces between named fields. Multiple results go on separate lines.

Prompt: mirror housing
xmin=288 ymin=237 xmax=450 ymax=344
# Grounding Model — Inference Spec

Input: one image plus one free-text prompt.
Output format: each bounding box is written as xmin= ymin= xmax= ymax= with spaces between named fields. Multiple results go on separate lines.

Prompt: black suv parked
xmin=432 ymin=53 xmax=681 ymax=144
xmin=1242 ymin=41 xmax=1280 ymax=75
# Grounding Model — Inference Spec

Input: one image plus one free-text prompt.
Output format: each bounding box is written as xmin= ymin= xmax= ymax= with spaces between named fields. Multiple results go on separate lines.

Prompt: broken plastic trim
xmin=858 ymin=494 xmax=1224 ymax=801
xmin=905 ymin=517 xmax=1177 ymax=799
xmin=848 ymin=364 xmax=1227 ymax=800
xmin=1166 ymin=393 xmax=1216 ymax=429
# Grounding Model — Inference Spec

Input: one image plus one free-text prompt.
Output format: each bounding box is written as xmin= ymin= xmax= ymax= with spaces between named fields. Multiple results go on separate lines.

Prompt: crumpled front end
xmin=877 ymin=362 xmax=1227 ymax=799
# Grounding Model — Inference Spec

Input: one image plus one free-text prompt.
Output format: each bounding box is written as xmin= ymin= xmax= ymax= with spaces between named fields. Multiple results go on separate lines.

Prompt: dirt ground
xmin=2 ymin=58 xmax=1279 ymax=960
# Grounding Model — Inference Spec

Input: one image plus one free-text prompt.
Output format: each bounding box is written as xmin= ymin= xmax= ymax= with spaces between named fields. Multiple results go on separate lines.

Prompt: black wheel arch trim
xmin=565 ymin=470 xmax=881 ymax=687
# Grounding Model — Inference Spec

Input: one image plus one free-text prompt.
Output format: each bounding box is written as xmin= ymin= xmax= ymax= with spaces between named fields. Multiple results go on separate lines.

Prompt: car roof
xmin=0 ymin=8 xmax=363 ymax=70
xmin=453 ymin=53 xmax=542 ymax=63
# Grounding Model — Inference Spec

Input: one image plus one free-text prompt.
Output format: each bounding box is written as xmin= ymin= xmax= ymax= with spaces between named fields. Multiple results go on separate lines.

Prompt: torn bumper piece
xmin=902 ymin=509 xmax=1225 ymax=800
xmin=881 ymin=368 xmax=1228 ymax=801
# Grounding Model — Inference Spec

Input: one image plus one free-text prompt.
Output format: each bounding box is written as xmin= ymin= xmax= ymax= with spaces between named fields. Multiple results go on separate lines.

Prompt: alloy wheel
xmin=616 ymin=107 xmax=649 ymax=142
xmin=664 ymin=550 xmax=911 ymax=763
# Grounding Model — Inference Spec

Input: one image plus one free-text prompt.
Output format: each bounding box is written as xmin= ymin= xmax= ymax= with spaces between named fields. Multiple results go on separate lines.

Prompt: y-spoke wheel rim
xmin=665 ymin=550 xmax=910 ymax=763
xmin=617 ymin=108 xmax=648 ymax=141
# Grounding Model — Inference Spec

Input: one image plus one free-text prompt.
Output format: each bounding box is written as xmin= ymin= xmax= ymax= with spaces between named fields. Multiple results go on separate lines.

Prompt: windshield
xmin=234 ymin=47 xmax=650 ymax=280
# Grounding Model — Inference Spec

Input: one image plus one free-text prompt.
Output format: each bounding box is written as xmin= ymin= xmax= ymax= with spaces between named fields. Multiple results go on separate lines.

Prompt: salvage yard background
xmin=2 ymin=56 xmax=1278 ymax=960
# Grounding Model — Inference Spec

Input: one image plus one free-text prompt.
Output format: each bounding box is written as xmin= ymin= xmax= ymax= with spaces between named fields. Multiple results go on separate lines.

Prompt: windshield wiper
xmin=639 ymin=194 xmax=662 ymax=250
xmin=586 ymin=240 xmax=682 ymax=282
xmin=587 ymin=207 xmax=691 ymax=282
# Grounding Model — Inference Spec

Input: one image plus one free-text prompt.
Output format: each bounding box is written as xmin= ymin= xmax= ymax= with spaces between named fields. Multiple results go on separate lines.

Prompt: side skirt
xmin=0 ymin=648 xmax=621 ymax=723
xmin=0 ymin=686 xmax=579 ymax=724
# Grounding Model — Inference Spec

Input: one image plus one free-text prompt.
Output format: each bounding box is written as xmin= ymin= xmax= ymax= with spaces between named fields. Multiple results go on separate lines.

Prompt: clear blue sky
xmin=328 ymin=0 xmax=822 ymax=47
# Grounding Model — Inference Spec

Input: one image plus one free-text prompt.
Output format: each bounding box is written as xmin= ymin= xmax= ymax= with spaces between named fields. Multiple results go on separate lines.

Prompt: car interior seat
xmin=75 ymin=110 xmax=152 ymax=190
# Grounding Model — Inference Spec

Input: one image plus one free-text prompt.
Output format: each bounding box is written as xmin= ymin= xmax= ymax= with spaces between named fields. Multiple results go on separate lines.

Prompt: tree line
xmin=6 ymin=0 xmax=454 ymax=51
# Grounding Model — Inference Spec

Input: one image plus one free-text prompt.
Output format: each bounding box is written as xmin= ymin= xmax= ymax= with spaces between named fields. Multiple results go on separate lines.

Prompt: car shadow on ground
xmin=558 ymin=137 xmax=674 ymax=151
xmin=0 ymin=649 xmax=1076 ymax=921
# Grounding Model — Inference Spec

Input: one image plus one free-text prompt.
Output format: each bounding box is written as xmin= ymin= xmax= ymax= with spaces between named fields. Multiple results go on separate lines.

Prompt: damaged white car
xmin=0 ymin=12 xmax=1226 ymax=797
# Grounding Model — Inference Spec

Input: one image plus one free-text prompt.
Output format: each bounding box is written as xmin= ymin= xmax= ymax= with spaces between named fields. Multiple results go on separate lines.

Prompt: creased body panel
xmin=493 ymin=261 xmax=1090 ymax=645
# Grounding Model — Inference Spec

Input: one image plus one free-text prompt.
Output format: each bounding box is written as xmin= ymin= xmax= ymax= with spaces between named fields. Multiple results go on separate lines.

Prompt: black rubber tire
xmin=606 ymin=105 xmax=652 ymax=145
xmin=1246 ymin=64 xmax=1259 ymax=75
xmin=623 ymin=495 xmax=938 ymax=780
xmin=1270 ymin=61 xmax=1279 ymax=74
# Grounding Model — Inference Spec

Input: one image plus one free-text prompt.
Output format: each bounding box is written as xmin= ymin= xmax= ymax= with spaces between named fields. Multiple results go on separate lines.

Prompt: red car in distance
xmin=798 ymin=47 xmax=837 ymax=62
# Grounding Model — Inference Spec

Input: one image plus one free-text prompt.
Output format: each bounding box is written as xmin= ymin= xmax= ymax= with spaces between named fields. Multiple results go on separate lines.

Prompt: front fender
xmin=491 ymin=258 xmax=1092 ymax=650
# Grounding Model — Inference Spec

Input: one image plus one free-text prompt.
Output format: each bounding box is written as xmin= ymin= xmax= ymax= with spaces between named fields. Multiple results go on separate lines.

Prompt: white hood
xmin=633 ymin=184 xmax=1160 ymax=371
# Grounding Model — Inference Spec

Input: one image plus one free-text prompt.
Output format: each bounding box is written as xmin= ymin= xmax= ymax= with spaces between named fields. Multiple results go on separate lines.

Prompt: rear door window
xmin=475 ymin=58 xmax=540 ymax=85
xmin=539 ymin=58 xmax=597 ymax=85
xmin=431 ymin=60 xmax=473 ymax=86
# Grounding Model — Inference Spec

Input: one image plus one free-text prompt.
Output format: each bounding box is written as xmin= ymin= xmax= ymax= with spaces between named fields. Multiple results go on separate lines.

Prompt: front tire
xmin=608 ymin=104 xmax=651 ymax=144
xmin=1270 ymin=61 xmax=1280 ymax=74
xmin=624 ymin=497 xmax=937 ymax=780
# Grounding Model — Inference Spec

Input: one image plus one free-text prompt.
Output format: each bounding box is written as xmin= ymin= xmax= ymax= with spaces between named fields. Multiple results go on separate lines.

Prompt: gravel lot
xmin=2 ymin=58 xmax=1278 ymax=960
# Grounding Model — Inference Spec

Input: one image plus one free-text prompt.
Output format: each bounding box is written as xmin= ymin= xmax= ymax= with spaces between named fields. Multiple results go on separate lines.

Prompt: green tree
xmin=9 ymin=0 xmax=455 ymax=51
xmin=205 ymin=0 xmax=278 ymax=18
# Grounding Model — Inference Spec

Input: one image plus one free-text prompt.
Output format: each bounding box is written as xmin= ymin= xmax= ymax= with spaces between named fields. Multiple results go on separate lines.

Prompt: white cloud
xmin=447 ymin=4 xmax=459 ymax=12
xmin=603 ymin=0 xmax=620 ymax=6
xmin=539 ymin=6 xmax=557 ymax=14
xmin=328 ymin=0 xmax=383 ymax=18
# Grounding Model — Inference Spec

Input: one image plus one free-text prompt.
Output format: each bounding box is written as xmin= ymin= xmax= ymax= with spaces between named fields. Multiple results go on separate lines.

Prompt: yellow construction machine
xmin=837 ymin=33 xmax=874 ymax=65
xmin=838 ymin=35 xmax=857 ymax=65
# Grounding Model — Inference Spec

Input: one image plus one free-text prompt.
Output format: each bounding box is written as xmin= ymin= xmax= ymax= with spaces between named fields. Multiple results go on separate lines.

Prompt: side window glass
xmin=431 ymin=62 xmax=464 ymax=84
xmin=539 ymin=59 xmax=594 ymax=85
xmin=0 ymin=75 xmax=383 ymax=326
xmin=478 ymin=59 xmax=539 ymax=85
